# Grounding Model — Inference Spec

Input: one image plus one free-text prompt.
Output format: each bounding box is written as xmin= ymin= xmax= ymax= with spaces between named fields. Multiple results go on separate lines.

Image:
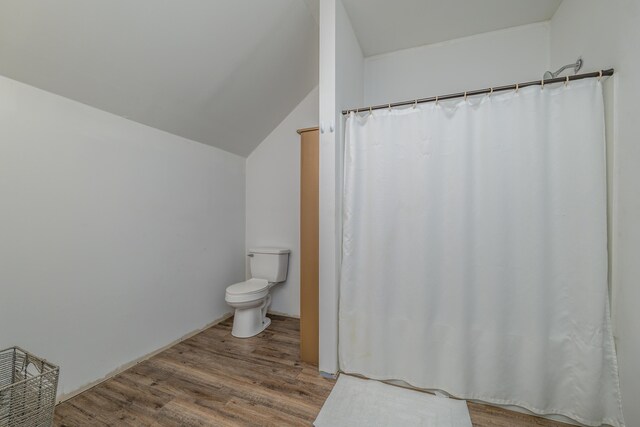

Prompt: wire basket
xmin=0 ymin=347 xmax=59 ymax=427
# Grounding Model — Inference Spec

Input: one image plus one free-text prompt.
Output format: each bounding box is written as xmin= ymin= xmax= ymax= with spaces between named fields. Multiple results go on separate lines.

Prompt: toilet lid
xmin=226 ymin=278 xmax=269 ymax=296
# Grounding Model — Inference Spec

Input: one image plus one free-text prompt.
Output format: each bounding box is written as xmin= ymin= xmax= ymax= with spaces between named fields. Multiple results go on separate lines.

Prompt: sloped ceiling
xmin=0 ymin=0 xmax=319 ymax=157
xmin=342 ymin=0 xmax=563 ymax=57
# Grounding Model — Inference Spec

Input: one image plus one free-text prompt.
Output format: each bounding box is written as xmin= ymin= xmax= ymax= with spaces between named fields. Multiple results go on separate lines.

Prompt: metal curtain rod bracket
xmin=342 ymin=68 xmax=614 ymax=115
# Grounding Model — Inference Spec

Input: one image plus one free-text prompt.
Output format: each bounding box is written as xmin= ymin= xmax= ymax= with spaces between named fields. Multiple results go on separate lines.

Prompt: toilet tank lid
xmin=249 ymin=247 xmax=291 ymax=254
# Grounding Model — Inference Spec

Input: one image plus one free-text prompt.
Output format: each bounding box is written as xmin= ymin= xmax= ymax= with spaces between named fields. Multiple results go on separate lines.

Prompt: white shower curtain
xmin=339 ymin=79 xmax=624 ymax=427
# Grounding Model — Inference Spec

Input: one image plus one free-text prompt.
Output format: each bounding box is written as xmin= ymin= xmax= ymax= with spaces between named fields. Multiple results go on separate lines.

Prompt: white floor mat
xmin=314 ymin=375 xmax=472 ymax=427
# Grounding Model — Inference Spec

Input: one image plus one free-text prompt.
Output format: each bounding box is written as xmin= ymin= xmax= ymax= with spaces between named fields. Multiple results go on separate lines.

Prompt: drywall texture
xmin=317 ymin=0 xmax=365 ymax=374
xmin=340 ymin=0 xmax=561 ymax=56
xmin=0 ymin=0 xmax=318 ymax=156
xmin=336 ymin=0 xmax=365 ymax=116
xmin=0 ymin=75 xmax=246 ymax=397
xmin=363 ymin=23 xmax=550 ymax=107
xmin=550 ymin=1 xmax=640 ymax=425
xmin=245 ymin=87 xmax=319 ymax=317
xmin=319 ymin=0 xmax=339 ymax=374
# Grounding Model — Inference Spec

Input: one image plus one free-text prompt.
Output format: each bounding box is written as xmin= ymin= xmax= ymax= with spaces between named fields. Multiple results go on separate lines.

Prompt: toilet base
xmin=230 ymin=296 xmax=272 ymax=338
xmin=262 ymin=317 xmax=272 ymax=331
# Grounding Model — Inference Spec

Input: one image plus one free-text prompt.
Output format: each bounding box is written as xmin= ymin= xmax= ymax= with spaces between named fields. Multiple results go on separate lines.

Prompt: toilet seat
xmin=225 ymin=278 xmax=270 ymax=303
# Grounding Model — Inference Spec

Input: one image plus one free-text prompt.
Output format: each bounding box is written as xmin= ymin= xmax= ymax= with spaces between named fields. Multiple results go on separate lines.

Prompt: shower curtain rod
xmin=341 ymin=68 xmax=614 ymax=115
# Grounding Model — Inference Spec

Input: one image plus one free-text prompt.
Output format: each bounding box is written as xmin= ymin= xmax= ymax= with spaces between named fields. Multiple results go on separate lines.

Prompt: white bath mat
xmin=314 ymin=375 xmax=472 ymax=427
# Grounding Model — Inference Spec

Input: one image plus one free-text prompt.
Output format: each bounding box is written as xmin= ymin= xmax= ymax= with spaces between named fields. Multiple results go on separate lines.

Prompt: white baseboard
xmin=320 ymin=371 xmax=338 ymax=379
xmin=267 ymin=310 xmax=300 ymax=319
xmin=56 ymin=312 xmax=233 ymax=404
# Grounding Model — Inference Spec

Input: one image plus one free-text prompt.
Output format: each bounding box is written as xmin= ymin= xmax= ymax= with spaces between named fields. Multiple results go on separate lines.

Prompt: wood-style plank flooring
xmin=55 ymin=315 xmax=568 ymax=426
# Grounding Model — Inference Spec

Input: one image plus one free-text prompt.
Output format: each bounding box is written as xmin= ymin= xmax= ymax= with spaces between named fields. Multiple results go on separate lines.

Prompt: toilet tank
xmin=248 ymin=247 xmax=290 ymax=283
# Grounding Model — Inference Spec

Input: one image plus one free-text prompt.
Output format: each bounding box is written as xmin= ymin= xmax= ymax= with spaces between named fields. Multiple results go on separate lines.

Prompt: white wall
xmin=336 ymin=0 xmax=365 ymax=115
xmin=318 ymin=0 xmax=364 ymax=374
xmin=0 ymin=0 xmax=319 ymax=157
xmin=550 ymin=1 xmax=640 ymax=425
xmin=245 ymin=87 xmax=319 ymax=317
xmin=319 ymin=0 xmax=339 ymax=375
xmin=363 ymin=22 xmax=550 ymax=107
xmin=0 ymin=75 xmax=246 ymax=398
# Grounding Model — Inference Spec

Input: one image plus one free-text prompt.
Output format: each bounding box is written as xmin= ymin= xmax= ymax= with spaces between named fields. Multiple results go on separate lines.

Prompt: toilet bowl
xmin=225 ymin=278 xmax=273 ymax=337
xmin=225 ymin=248 xmax=290 ymax=338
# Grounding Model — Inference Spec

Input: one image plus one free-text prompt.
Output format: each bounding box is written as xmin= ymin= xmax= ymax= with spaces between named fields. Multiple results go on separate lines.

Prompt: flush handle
xmin=247 ymin=253 xmax=254 ymax=257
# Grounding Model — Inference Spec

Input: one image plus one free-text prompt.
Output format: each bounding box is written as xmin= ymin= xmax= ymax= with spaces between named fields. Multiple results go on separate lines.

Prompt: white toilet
xmin=225 ymin=247 xmax=290 ymax=338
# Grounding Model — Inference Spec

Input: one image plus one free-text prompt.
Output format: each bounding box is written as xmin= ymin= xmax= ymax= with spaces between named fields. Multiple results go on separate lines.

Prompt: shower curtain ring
xmin=515 ymin=83 xmax=519 ymax=93
xmin=598 ymin=70 xmax=603 ymax=81
xmin=565 ymin=75 xmax=570 ymax=86
xmin=489 ymin=87 xmax=493 ymax=97
xmin=413 ymin=99 xmax=418 ymax=109
xmin=369 ymin=106 xmax=373 ymax=116
xmin=388 ymin=103 xmax=391 ymax=111
xmin=435 ymin=96 xmax=439 ymax=105
xmin=541 ymin=78 xmax=545 ymax=89
xmin=464 ymin=91 xmax=468 ymax=101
